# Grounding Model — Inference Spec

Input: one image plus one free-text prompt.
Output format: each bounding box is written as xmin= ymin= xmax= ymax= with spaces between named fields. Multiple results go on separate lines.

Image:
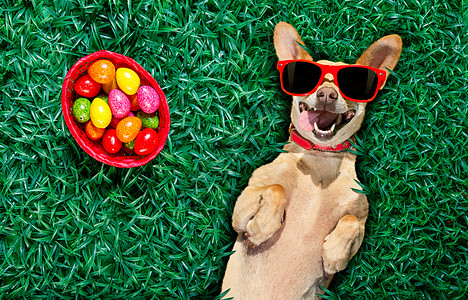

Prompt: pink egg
xmin=108 ymin=89 xmax=131 ymax=118
xmin=137 ymin=85 xmax=160 ymax=114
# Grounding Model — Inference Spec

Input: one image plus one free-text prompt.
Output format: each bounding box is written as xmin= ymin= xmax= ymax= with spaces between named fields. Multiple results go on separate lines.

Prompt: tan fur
xmin=222 ymin=22 xmax=402 ymax=299
xmin=357 ymin=34 xmax=403 ymax=88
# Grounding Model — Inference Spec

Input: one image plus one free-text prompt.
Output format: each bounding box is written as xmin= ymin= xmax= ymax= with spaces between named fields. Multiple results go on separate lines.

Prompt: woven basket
xmin=61 ymin=50 xmax=170 ymax=168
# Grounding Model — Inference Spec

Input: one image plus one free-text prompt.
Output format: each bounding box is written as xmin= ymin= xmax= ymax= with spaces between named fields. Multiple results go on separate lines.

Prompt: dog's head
xmin=274 ymin=22 xmax=402 ymax=147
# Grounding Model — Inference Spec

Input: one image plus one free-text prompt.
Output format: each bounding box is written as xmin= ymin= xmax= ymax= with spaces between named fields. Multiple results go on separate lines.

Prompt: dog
xmin=221 ymin=22 xmax=402 ymax=299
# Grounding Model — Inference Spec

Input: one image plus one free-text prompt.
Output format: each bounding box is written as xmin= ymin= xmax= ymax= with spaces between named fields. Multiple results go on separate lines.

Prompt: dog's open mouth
xmin=298 ymin=102 xmax=356 ymax=140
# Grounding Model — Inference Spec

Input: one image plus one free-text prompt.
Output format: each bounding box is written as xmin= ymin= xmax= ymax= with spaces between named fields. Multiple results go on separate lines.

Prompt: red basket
xmin=61 ymin=50 xmax=170 ymax=168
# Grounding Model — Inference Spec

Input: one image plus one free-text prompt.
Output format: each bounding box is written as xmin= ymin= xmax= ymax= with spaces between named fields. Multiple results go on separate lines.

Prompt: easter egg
xmin=109 ymin=116 xmax=122 ymax=128
xmin=108 ymin=89 xmax=131 ymax=118
xmin=102 ymin=76 xmax=118 ymax=94
xmin=88 ymin=59 xmax=115 ymax=84
xmin=123 ymin=140 xmax=135 ymax=154
xmin=85 ymin=120 xmax=105 ymax=140
xmin=134 ymin=128 xmax=158 ymax=155
xmin=72 ymin=97 xmax=91 ymax=123
xmin=74 ymin=74 xmax=100 ymax=98
xmin=90 ymin=98 xmax=112 ymax=128
xmin=128 ymin=93 xmax=140 ymax=111
xmin=116 ymin=68 xmax=140 ymax=95
xmin=102 ymin=129 xmax=122 ymax=154
xmin=97 ymin=93 xmax=109 ymax=104
xmin=137 ymin=111 xmax=159 ymax=129
xmin=137 ymin=85 xmax=160 ymax=114
xmin=116 ymin=117 xmax=142 ymax=143
xmin=109 ymin=113 xmax=132 ymax=128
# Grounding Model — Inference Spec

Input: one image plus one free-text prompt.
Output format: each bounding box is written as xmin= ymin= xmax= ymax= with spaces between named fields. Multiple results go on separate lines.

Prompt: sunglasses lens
xmin=281 ymin=62 xmax=322 ymax=95
xmin=337 ymin=67 xmax=379 ymax=101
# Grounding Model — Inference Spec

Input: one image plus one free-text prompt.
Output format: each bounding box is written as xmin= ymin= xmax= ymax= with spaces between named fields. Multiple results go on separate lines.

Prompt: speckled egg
xmin=116 ymin=68 xmax=140 ymax=95
xmin=97 ymin=93 xmax=109 ymax=104
xmin=123 ymin=139 xmax=135 ymax=154
xmin=88 ymin=59 xmax=115 ymax=84
xmin=137 ymin=111 xmax=159 ymax=129
xmin=108 ymin=89 xmax=131 ymax=118
xmin=72 ymin=97 xmax=91 ymax=123
xmin=137 ymin=85 xmax=160 ymax=114
xmin=90 ymin=97 xmax=112 ymax=128
xmin=116 ymin=116 xmax=142 ymax=143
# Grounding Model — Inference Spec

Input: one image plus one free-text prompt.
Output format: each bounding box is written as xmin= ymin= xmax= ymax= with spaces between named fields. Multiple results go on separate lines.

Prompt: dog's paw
xmin=245 ymin=212 xmax=283 ymax=245
xmin=322 ymin=237 xmax=351 ymax=276
xmin=322 ymin=215 xmax=360 ymax=276
xmin=233 ymin=184 xmax=286 ymax=246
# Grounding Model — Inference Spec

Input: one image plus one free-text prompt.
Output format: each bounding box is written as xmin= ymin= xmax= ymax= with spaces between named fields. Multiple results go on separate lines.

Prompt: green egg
xmin=97 ymin=93 xmax=109 ymax=104
xmin=137 ymin=111 xmax=159 ymax=129
xmin=72 ymin=97 xmax=91 ymax=123
xmin=123 ymin=139 xmax=135 ymax=153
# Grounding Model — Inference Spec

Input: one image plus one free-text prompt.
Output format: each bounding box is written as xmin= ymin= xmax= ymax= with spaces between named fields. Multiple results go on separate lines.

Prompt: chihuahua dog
xmin=221 ymin=22 xmax=402 ymax=299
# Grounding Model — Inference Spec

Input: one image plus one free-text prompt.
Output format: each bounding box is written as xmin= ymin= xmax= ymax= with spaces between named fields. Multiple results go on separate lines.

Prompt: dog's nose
xmin=316 ymin=87 xmax=338 ymax=107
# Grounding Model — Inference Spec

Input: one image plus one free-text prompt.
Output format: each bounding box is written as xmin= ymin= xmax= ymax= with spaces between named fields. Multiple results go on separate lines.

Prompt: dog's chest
xmin=237 ymin=157 xmax=362 ymax=295
xmin=224 ymin=151 xmax=364 ymax=298
xmin=286 ymin=178 xmax=342 ymax=241
xmin=283 ymin=152 xmax=361 ymax=240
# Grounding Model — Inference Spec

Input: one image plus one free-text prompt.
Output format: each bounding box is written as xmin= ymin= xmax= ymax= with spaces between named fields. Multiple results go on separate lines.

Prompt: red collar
xmin=289 ymin=124 xmax=355 ymax=152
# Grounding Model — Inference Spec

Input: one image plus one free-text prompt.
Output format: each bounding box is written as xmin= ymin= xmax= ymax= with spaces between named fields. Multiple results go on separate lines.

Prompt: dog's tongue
xmin=298 ymin=110 xmax=337 ymax=132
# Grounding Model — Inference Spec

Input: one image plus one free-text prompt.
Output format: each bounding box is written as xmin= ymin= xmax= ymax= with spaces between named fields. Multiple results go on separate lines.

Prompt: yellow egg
xmin=90 ymin=98 xmax=112 ymax=128
xmin=116 ymin=68 xmax=140 ymax=95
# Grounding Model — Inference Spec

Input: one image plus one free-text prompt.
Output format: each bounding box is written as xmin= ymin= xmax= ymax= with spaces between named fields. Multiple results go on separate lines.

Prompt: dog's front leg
xmin=232 ymin=184 xmax=286 ymax=245
xmin=322 ymin=215 xmax=365 ymax=276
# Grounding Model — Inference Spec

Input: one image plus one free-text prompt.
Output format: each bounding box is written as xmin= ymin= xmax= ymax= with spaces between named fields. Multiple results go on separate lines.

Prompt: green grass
xmin=0 ymin=0 xmax=466 ymax=299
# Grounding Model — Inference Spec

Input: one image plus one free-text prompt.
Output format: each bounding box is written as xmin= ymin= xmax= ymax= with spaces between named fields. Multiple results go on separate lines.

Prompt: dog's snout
xmin=316 ymin=87 xmax=338 ymax=108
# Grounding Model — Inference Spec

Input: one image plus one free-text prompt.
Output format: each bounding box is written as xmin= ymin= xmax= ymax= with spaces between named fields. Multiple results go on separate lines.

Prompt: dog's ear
xmin=274 ymin=22 xmax=313 ymax=61
xmin=356 ymin=35 xmax=402 ymax=89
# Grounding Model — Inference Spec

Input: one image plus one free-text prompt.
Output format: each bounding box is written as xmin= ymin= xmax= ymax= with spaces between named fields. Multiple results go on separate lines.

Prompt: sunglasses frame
xmin=277 ymin=59 xmax=387 ymax=103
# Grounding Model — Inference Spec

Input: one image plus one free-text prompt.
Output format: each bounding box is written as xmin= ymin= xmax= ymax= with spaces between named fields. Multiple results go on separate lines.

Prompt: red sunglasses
xmin=277 ymin=59 xmax=386 ymax=103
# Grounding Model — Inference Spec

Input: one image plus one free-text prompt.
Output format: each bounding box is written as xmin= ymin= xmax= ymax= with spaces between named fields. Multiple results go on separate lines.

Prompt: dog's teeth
xmin=314 ymin=122 xmax=333 ymax=134
xmin=314 ymin=122 xmax=336 ymax=135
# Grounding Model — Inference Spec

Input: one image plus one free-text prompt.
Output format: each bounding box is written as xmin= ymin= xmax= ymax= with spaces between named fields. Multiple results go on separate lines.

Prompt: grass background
xmin=0 ymin=0 xmax=466 ymax=299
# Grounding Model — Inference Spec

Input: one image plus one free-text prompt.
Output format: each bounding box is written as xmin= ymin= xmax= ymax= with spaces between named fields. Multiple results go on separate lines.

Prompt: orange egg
xmin=116 ymin=117 xmax=142 ymax=143
xmin=85 ymin=120 xmax=105 ymax=140
xmin=88 ymin=59 xmax=115 ymax=84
